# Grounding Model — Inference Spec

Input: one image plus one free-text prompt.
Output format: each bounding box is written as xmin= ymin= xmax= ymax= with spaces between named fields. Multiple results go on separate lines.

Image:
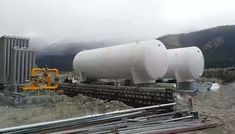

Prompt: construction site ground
xmin=0 ymin=82 xmax=234 ymax=134
xmin=183 ymin=82 xmax=235 ymax=134
xmin=0 ymin=94 xmax=132 ymax=128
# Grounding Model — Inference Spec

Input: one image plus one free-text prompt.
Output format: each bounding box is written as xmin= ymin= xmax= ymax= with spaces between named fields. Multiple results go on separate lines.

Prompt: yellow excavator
xmin=21 ymin=67 xmax=60 ymax=92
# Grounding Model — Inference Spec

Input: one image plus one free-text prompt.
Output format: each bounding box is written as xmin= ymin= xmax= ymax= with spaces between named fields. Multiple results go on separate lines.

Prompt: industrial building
xmin=0 ymin=35 xmax=65 ymax=106
xmin=0 ymin=36 xmax=36 ymax=91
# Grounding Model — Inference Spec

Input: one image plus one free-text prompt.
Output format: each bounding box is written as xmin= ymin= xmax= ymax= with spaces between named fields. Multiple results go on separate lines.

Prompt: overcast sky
xmin=0 ymin=0 xmax=235 ymax=46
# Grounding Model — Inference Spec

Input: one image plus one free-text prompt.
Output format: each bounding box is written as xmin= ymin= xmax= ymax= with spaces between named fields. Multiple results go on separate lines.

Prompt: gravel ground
xmin=0 ymin=83 xmax=234 ymax=134
xmin=0 ymin=94 xmax=132 ymax=128
xmin=183 ymin=82 xmax=235 ymax=134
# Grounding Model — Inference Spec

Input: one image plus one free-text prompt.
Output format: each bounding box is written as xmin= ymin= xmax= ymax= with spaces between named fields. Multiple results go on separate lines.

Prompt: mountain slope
xmin=36 ymin=41 xmax=120 ymax=71
xmin=36 ymin=25 xmax=235 ymax=71
xmin=158 ymin=25 xmax=235 ymax=68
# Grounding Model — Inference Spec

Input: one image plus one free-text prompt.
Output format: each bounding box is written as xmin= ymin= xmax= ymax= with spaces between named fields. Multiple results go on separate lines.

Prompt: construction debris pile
xmin=1 ymin=102 xmax=215 ymax=134
xmin=1 ymin=82 xmax=235 ymax=133
xmin=0 ymin=94 xmax=131 ymax=128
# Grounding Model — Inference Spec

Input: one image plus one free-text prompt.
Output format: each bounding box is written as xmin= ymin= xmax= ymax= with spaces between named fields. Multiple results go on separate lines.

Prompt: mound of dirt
xmin=0 ymin=94 xmax=132 ymax=128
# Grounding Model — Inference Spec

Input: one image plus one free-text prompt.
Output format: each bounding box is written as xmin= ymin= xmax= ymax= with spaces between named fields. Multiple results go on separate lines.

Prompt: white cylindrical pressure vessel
xmin=73 ymin=40 xmax=168 ymax=84
xmin=165 ymin=46 xmax=204 ymax=82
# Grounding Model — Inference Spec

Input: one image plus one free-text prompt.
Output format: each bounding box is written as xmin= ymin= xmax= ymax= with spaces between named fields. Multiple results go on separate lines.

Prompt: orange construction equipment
xmin=21 ymin=67 xmax=59 ymax=91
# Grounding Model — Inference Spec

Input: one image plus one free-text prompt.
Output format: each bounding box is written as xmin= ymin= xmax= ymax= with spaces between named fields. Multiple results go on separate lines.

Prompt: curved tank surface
xmin=165 ymin=46 xmax=204 ymax=82
xmin=73 ymin=40 xmax=168 ymax=84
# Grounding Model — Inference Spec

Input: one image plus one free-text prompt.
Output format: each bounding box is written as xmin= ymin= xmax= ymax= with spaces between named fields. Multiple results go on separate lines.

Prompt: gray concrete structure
xmin=0 ymin=36 xmax=65 ymax=106
xmin=9 ymin=48 xmax=36 ymax=92
xmin=0 ymin=36 xmax=30 ymax=85
xmin=0 ymin=92 xmax=66 ymax=106
xmin=176 ymin=82 xmax=193 ymax=90
xmin=0 ymin=36 xmax=34 ymax=92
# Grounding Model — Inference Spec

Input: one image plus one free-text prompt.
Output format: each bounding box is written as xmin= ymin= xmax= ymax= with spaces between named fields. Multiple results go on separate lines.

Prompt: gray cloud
xmin=0 ymin=0 xmax=235 ymax=48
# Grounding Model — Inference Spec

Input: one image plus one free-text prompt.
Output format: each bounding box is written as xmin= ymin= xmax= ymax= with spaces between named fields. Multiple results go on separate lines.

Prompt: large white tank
xmin=73 ymin=40 xmax=168 ymax=84
xmin=165 ymin=46 xmax=204 ymax=82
